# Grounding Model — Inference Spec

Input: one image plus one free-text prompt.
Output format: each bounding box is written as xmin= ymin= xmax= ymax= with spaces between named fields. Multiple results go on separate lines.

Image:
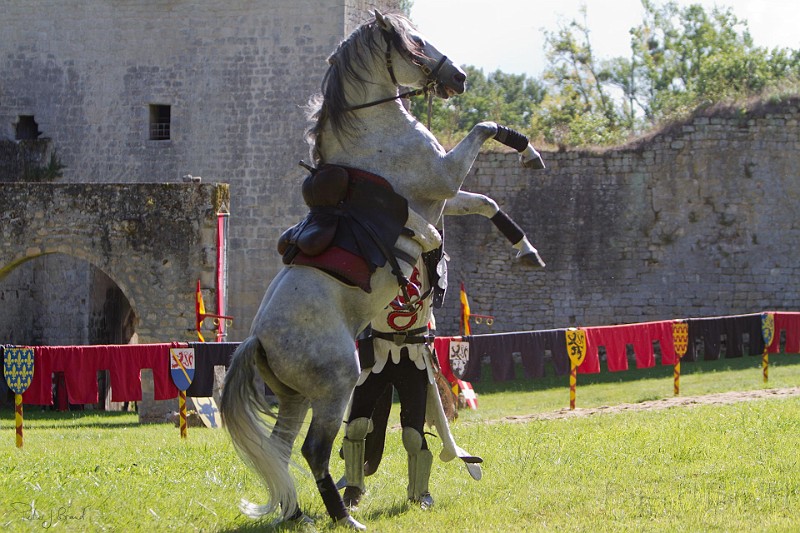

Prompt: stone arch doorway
xmin=92 ymin=268 xmax=138 ymax=346
xmin=0 ymin=182 xmax=228 ymax=343
xmin=0 ymin=252 xmax=138 ymax=347
xmin=0 ymin=253 xmax=141 ymax=410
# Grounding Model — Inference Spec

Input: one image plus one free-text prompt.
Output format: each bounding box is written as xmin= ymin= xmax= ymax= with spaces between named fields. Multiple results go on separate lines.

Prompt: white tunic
xmin=357 ymin=256 xmax=436 ymax=386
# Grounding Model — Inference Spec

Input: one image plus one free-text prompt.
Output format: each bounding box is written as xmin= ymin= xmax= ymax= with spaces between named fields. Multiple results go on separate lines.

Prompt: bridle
xmin=383 ymin=28 xmax=449 ymax=95
xmin=343 ymin=28 xmax=450 ymax=125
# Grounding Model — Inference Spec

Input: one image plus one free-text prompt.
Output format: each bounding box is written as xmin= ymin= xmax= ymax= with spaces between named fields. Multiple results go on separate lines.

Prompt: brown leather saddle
xmin=278 ymin=164 xmax=412 ymax=293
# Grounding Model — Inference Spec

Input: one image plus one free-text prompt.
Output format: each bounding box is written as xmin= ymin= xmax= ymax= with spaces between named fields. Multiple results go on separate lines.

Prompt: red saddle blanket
xmin=292 ymin=246 xmax=373 ymax=292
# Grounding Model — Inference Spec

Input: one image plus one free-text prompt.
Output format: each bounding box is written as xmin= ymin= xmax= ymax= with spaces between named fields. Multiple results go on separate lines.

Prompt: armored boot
xmin=342 ymin=417 xmax=373 ymax=509
xmin=402 ymin=427 xmax=434 ymax=510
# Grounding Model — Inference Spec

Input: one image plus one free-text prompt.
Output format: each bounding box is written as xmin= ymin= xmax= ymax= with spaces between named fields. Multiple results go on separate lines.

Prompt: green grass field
xmin=1 ymin=353 xmax=799 ymax=532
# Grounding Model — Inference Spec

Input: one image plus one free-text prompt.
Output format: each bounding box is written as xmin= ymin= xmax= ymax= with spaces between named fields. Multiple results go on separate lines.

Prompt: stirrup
xmin=390 ymin=278 xmax=421 ymax=312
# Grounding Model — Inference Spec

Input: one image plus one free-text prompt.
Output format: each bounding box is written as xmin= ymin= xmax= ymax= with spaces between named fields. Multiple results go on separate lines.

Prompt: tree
xmin=533 ymin=6 xmax=627 ymax=147
xmin=535 ymin=1 xmax=800 ymax=146
xmin=410 ymin=1 xmax=800 ymax=148
xmin=625 ymin=0 xmax=800 ymax=123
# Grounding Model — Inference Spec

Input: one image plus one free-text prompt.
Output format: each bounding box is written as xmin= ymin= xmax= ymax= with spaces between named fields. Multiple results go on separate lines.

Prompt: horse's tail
xmin=220 ymin=335 xmax=296 ymax=519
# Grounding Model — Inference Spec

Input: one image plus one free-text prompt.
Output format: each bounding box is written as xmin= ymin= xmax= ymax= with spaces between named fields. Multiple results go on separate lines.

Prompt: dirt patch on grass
xmin=498 ymin=387 xmax=800 ymax=423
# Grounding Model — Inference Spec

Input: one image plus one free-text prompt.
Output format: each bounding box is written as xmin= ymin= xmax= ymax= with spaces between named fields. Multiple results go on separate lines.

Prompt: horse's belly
xmin=249 ymin=266 xmax=400 ymax=393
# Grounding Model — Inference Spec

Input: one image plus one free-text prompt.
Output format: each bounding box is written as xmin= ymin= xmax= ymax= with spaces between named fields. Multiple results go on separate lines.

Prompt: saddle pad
xmin=293 ymin=246 xmax=373 ymax=292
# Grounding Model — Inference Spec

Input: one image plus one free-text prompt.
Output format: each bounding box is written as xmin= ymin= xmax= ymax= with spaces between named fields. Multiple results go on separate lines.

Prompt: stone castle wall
xmin=0 ymin=1 xmax=398 ymax=342
xmin=435 ymin=100 xmax=800 ymax=335
xmin=0 ymin=183 xmax=227 ymax=343
xmin=1 ymin=3 xmax=797 ymax=344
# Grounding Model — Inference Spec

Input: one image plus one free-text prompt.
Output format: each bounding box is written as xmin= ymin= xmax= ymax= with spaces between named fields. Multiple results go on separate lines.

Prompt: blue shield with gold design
xmin=169 ymin=348 xmax=195 ymax=391
xmin=3 ymin=347 xmax=35 ymax=394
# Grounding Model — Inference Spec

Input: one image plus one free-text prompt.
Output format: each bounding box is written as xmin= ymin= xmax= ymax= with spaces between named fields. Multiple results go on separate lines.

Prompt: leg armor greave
xmin=402 ymin=427 xmax=433 ymax=502
xmin=343 ymin=417 xmax=373 ymax=492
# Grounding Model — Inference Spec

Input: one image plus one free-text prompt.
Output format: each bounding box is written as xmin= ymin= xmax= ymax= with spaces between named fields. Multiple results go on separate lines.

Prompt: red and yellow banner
xmin=460 ymin=282 xmax=471 ymax=336
xmin=195 ymin=279 xmax=233 ymax=343
xmin=195 ymin=280 xmax=207 ymax=342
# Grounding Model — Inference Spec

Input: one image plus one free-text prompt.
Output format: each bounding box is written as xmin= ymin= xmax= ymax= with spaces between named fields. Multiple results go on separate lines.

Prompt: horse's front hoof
xmin=464 ymin=461 xmax=483 ymax=481
xmin=518 ymin=251 xmax=546 ymax=268
xmin=335 ymin=515 xmax=367 ymax=530
xmin=522 ymin=155 xmax=546 ymax=170
xmin=519 ymin=144 xmax=546 ymax=170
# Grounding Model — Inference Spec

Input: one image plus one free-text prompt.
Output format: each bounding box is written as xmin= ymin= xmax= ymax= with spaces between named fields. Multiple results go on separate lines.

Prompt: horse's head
xmin=374 ymin=10 xmax=466 ymax=99
xmin=307 ymin=11 xmax=469 ymax=163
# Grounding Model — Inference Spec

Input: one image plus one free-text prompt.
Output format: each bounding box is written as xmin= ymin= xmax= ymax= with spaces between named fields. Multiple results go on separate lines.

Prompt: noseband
xmin=383 ymin=30 xmax=449 ymax=92
xmin=343 ymin=29 xmax=449 ymax=114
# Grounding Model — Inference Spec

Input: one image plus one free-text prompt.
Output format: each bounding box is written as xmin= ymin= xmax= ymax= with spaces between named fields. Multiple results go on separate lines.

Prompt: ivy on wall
xmin=0 ymin=139 xmax=64 ymax=182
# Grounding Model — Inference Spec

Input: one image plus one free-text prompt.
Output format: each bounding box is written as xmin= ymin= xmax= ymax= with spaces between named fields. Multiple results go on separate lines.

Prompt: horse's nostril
xmin=454 ymin=72 xmax=466 ymax=83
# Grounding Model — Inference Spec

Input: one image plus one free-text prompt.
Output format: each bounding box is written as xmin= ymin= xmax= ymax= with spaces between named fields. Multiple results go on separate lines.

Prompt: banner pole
xmin=565 ymin=328 xmax=586 ymax=411
xmin=179 ymin=391 xmax=187 ymax=439
xmin=672 ymin=321 xmax=688 ymax=396
xmin=761 ymin=313 xmax=774 ymax=384
xmin=15 ymin=394 xmax=24 ymax=448
xmin=216 ymin=212 xmax=229 ymax=342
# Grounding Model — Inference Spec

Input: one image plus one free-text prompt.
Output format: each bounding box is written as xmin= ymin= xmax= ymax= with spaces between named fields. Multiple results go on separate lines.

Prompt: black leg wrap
xmin=494 ymin=125 xmax=530 ymax=152
xmin=317 ymin=473 xmax=348 ymax=521
xmin=491 ymin=210 xmax=525 ymax=245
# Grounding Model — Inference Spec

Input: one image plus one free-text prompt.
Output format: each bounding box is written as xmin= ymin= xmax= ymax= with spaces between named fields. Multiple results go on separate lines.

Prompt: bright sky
xmin=410 ymin=0 xmax=800 ymax=77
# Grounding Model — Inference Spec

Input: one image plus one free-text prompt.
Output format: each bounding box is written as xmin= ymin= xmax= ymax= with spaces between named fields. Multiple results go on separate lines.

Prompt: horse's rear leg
xmin=302 ymin=403 xmax=366 ymax=531
xmin=270 ymin=393 xmax=311 ymax=522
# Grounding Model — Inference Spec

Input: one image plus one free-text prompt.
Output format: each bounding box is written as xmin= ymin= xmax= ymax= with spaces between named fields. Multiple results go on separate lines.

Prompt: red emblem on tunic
xmin=386 ymin=267 xmax=423 ymax=331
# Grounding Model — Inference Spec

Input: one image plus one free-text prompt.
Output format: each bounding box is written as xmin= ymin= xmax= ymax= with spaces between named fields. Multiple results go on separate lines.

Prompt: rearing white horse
xmin=220 ymin=10 xmax=543 ymax=530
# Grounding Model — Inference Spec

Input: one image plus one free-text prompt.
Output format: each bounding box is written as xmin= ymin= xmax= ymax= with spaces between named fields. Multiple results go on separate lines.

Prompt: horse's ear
xmin=374 ymin=10 xmax=392 ymax=32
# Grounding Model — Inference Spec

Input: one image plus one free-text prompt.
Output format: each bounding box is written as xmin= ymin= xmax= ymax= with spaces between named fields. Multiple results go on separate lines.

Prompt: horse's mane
xmin=305 ymin=13 xmax=428 ymax=165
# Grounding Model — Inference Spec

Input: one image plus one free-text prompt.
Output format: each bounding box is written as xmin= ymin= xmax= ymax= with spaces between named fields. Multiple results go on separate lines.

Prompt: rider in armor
xmin=342 ymin=245 xmax=449 ymax=509
xmin=341 ymin=200 xmax=542 ymax=510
